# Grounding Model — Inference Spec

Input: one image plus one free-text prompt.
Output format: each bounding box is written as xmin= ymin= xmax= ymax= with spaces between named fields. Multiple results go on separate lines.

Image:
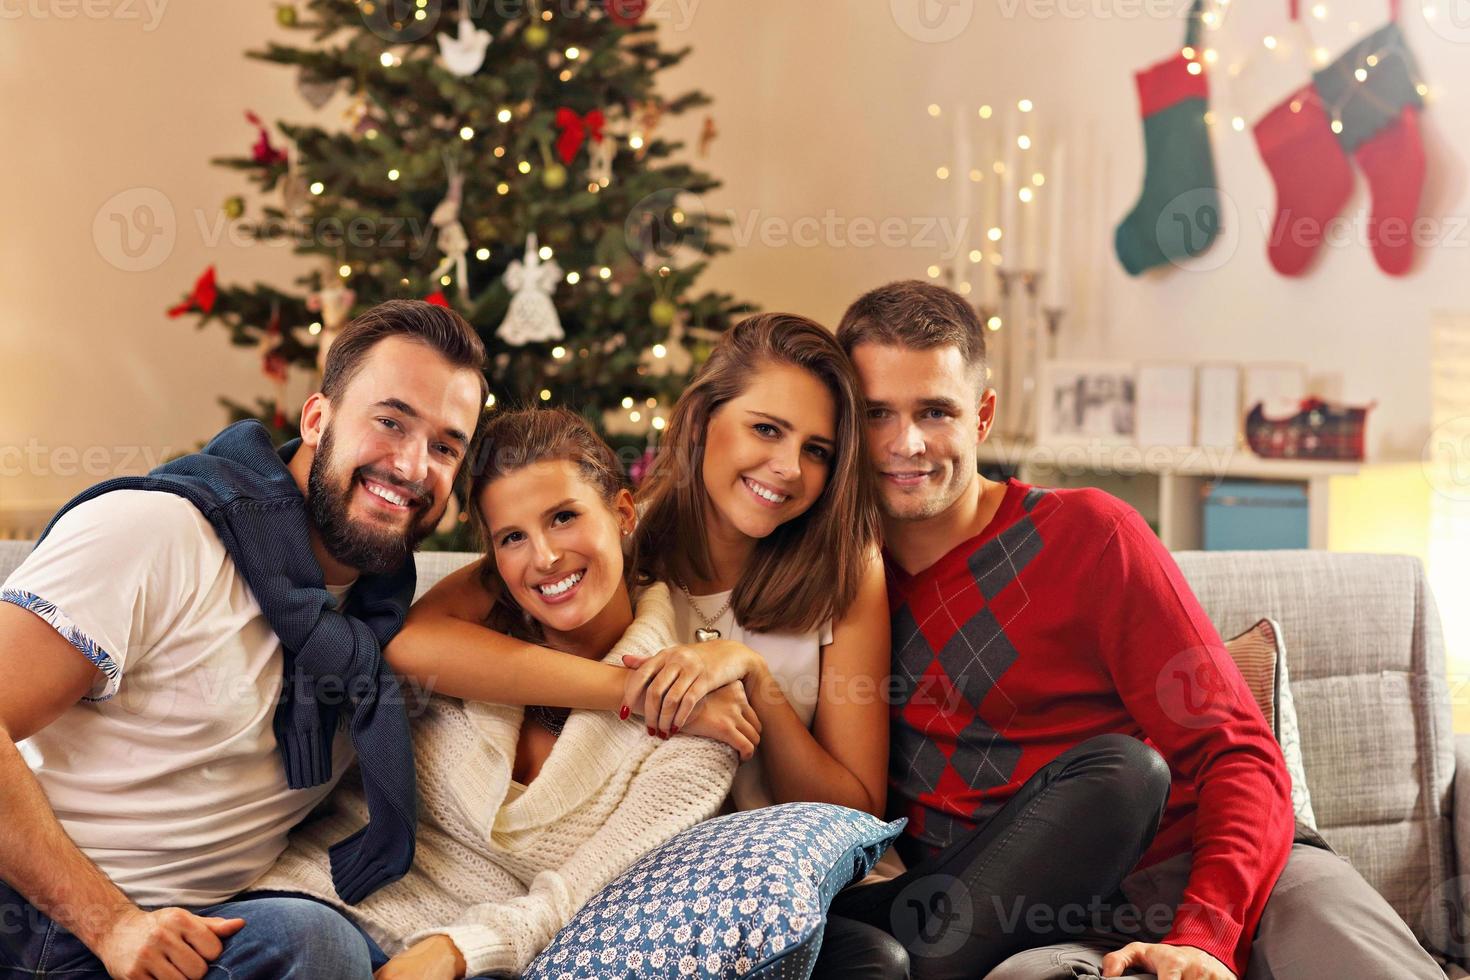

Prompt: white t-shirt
xmin=1 ymin=490 xmax=355 ymax=908
xmin=669 ymin=587 xmax=832 ymax=811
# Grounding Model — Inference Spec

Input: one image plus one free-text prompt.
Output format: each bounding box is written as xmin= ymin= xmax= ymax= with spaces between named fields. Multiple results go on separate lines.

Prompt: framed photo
xmin=1135 ymin=363 xmax=1196 ymax=449
xmin=1196 ymin=363 xmax=1242 ymax=450
xmin=1243 ymin=363 xmax=1307 ymax=417
xmin=1037 ymin=360 xmax=1137 ymax=445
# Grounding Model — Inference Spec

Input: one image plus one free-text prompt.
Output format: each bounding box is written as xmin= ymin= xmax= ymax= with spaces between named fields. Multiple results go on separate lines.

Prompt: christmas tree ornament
xmin=650 ymin=297 xmax=677 ymax=328
xmin=275 ymin=3 xmax=298 ymax=27
xmin=1114 ymin=0 xmax=1219 ymax=275
xmin=307 ymin=280 xmax=357 ymax=372
xmin=554 ymin=108 xmax=605 ymax=165
xmin=245 ymin=110 xmax=288 ymax=167
xmin=587 ymin=128 xmax=615 ymax=186
xmin=642 ymin=309 xmax=693 ymax=377
xmin=260 ymin=301 xmax=290 ymax=429
xmin=223 ymin=195 xmax=245 ymax=220
xmin=497 ymin=233 xmax=565 ymax=346
xmin=542 ymin=162 xmax=568 ymax=190
xmin=297 ymin=66 xmax=338 ymax=109
xmin=280 ymin=141 xmax=312 ymax=221
xmin=344 ymin=92 xmax=370 ymax=130
xmin=698 ymin=115 xmax=719 ymax=157
xmin=606 ymin=0 xmax=647 ymax=26
xmin=425 ymin=290 xmax=451 ymax=308
xmin=631 ymin=99 xmax=665 ymax=159
xmin=1312 ymin=3 xmax=1426 ymax=276
xmin=437 ymin=0 xmax=492 ymax=77
xmin=429 ymin=162 xmax=471 ymax=295
xmin=524 ymin=22 xmax=549 ymax=49
xmin=167 ymin=266 xmax=218 ymax=318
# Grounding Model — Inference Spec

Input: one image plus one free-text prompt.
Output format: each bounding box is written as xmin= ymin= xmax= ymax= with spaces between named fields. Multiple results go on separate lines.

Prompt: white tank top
xmin=669 ymin=586 xmax=833 ymax=811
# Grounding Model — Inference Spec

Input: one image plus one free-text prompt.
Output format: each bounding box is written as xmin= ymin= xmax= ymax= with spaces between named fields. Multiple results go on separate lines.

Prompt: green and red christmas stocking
xmin=1312 ymin=13 xmax=1426 ymax=276
xmin=1115 ymin=0 xmax=1221 ymax=275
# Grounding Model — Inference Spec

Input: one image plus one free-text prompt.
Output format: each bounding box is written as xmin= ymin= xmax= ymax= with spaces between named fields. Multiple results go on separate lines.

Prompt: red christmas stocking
xmin=1313 ymin=18 xmax=1426 ymax=275
xmin=1354 ymin=103 xmax=1425 ymax=276
xmin=1253 ymin=84 xmax=1354 ymax=276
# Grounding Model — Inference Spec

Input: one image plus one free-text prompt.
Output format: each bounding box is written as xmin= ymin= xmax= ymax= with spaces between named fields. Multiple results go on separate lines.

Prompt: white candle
xmin=1042 ymin=142 xmax=1067 ymax=309
xmin=952 ymin=103 xmax=973 ymax=292
xmin=977 ymin=130 xmax=998 ymax=310
xmin=998 ymin=108 xmax=1019 ymax=270
xmin=1020 ymin=109 xmax=1041 ymax=270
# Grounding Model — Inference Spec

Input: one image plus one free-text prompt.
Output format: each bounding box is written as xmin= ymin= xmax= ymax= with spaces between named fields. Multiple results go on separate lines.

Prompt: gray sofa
xmin=2 ymin=542 xmax=1465 ymax=974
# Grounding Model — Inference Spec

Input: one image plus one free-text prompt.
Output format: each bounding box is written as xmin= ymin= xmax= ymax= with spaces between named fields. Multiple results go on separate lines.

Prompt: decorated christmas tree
xmin=169 ymin=0 xmax=750 ymax=469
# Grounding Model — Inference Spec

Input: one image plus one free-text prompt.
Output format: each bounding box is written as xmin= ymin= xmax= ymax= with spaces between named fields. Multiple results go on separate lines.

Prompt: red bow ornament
xmin=167 ymin=265 xmax=218 ymax=318
xmin=554 ymin=108 xmax=605 ymax=165
xmin=245 ymin=110 xmax=288 ymax=166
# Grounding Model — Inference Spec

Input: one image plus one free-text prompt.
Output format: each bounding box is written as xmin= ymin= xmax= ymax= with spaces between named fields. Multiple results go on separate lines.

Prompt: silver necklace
xmin=676 ymin=580 xmax=732 ymax=642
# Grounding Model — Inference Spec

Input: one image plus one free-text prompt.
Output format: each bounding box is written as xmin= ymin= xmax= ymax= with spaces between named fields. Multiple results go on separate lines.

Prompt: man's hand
xmin=1101 ymin=942 xmax=1236 ymax=980
xmin=374 ymin=934 xmax=466 ymax=980
xmin=94 ymin=906 xmax=245 ymax=980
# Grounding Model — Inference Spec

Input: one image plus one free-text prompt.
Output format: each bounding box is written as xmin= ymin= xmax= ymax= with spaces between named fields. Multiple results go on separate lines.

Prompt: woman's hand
xmin=621 ymin=640 xmax=760 ymax=736
xmin=374 ymin=934 xmax=466 ymax=980
xmin=675 ymin=680 xmax=762 ymax=761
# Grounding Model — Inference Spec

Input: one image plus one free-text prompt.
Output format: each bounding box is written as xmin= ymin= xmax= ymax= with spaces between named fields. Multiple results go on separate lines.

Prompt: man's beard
xmin=307 ymin=422 xmax=439 ymax=575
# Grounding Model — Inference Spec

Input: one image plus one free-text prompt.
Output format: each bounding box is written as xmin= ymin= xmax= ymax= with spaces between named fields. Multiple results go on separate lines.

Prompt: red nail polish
xmin=647 ymin=726 xmax=655 ymax=736
xmin=670 ymin=725 xmax=679 ymax=735
xmin=619 ymin=705 xmax=630 ymax=720
xmin=659 ymin=731 xmax=669 ymax=740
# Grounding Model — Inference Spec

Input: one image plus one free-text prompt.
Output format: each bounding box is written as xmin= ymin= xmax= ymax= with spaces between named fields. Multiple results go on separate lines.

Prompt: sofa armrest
xmin=1451 ymin=734 xmax=1470 ymax=971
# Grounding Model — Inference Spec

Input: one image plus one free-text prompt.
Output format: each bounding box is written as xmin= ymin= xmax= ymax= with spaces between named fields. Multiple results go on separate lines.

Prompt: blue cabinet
xmin=1203 ymin=480 xmax=1310 ymax=551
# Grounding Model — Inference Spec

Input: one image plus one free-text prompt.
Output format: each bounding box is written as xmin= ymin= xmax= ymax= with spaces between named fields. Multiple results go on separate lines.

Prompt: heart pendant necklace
xmin=676 ymin=579 xmax=733 ymax=642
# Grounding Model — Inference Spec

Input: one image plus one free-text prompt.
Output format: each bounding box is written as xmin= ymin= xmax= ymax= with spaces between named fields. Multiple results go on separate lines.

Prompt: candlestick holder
xmin=994 ymin=268 xmax=1047 ymax=441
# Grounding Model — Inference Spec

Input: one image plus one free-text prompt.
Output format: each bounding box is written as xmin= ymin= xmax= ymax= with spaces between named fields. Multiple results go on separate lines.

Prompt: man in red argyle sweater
xmin=829 ymin=281 xmax=1443 ymax=980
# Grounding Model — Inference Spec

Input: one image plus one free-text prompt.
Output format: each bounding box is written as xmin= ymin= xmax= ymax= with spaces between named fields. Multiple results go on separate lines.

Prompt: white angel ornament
xmin=497 ymin=234 xmax=564 ymax=346
xmin=437 ymin=0 xmax=492 ymax=76
xmin=430 ymin=166 xmax=470 ymax=295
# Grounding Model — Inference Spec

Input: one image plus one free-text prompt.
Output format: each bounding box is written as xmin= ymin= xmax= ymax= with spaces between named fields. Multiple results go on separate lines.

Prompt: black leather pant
xmin=812 ymin=734 xmax=1172 ymax=980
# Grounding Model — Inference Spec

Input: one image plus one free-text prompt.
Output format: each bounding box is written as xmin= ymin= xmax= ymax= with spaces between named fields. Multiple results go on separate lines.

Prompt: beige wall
xmin=3 ymin=0 xmax=1467 ymax=523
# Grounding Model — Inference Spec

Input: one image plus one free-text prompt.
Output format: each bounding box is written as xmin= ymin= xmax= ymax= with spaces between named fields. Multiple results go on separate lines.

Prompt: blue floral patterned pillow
xmin=525 ymin=803 xmax=905 ymax=980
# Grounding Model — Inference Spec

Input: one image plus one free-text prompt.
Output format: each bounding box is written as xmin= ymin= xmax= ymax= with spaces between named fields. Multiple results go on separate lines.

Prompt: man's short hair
xmin=835 ymin=280 xmax=987 ymax=379
xmin=321 ymin=299 xmax=489 ymax=406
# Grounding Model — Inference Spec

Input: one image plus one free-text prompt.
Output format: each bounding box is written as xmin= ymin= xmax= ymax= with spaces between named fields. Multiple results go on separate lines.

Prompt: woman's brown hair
xmin=634 ymin=313 xmax=880 ymax=634
xmin=466 ymin=407 xmax=642 ymax=644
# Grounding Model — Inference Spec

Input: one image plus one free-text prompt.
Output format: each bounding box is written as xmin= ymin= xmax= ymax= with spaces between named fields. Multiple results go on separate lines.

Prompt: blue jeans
xmin=0 ymin=882 xmax=389 ymax=979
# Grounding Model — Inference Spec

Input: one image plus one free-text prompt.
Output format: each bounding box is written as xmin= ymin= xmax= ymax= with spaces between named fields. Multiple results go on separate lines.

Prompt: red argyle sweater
xmin=884 ymin=479 xmax=1294 ymax=975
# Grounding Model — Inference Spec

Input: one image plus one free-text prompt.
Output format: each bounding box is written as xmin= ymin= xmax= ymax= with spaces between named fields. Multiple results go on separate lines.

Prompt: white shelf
xmin=977 ymin=440 xmax=1360 ymax=481
xmin=978 ymin=438 xmax=1358 ymax=551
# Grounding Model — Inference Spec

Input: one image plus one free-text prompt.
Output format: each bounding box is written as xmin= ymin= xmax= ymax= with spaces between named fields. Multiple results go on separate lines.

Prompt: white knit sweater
xmin=252 ymin=582 xmax=738 ymax=976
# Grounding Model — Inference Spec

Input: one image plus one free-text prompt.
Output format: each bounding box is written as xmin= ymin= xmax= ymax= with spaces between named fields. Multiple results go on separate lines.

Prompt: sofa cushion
xmin=1222 ymin=618 xmax=1318 ymax=830
xmin=525 ymin=803 xmax=903 ymax=979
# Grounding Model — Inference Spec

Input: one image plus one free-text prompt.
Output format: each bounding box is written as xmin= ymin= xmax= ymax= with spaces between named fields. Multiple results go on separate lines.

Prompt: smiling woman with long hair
xmin=383 ymin=313 xmax=903 ymax=977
